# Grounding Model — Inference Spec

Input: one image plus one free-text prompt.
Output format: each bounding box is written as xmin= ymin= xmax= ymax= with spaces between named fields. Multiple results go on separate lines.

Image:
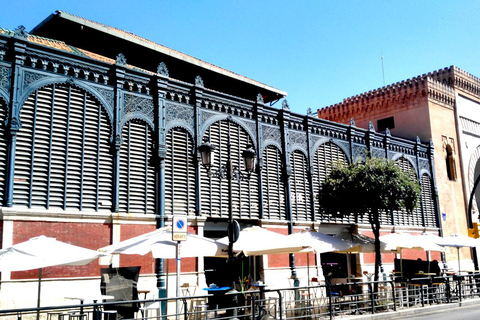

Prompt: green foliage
xmin=319 ymin=157 xmax=420 ymax=287
xmin=318 ymin=157 xmax=420 ymax=219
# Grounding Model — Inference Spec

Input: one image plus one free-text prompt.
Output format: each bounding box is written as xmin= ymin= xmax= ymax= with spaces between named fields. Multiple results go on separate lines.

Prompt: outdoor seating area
xmin=2 ymin=273 xmax=480 ymax=320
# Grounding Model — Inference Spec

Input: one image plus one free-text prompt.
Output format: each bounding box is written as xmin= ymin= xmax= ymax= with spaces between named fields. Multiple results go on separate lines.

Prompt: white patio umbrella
xmin=217 ymin=227 xmax=312 ymax=287
xmin=0 ymin=236 xmax=100 ymax=271
xmin=98 ymin=227 xmax=229 ymax=258
xmin=435 ymin=234 xmax=479 ymax=272
xmin=287 ymin=230 xmax=352 ymax=283
xmin=288 ymin=230 xmax=352 ymax=254
xmin=380 ymin=232 xmax=444 ymax=274
xmin=336 ymin=232 xmax=385 ymax=253
xmin=217 ymin=226 xmax=311 ymax=256
xmin=380 ymin=232 xmax=444 ymax=252
xmin=0 ymin=236 xmax=101 ymax=320
xmin=99 ymin=227 xmax=230 ymax=319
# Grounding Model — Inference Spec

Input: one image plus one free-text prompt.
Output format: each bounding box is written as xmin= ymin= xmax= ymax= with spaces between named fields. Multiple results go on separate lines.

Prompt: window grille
xmin=262 ymin=145 xmax=286 ymax=220
xmin=14 ymin=84 xmax=113 ymax=210
xmin=200 ymin=120 xmax=258 ymax=219
xmin=290 ymin=150 xmax=310 ymax=221
xmin=118 ymin=119 xmax=155 ymax=214
xmin=165 ymin=127 xmax=195 ymax=216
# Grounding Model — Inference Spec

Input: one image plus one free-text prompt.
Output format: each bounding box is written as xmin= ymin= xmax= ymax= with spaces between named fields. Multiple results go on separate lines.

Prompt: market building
xmin=0 ymin=11 xmax=438 ymax=309
xmin=318 ymin=66 xmax=480 ymax=271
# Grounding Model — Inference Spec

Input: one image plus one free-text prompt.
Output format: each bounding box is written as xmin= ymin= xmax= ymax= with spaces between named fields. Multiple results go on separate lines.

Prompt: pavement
xmin=342 ymin=297 xmax=480 ymax=320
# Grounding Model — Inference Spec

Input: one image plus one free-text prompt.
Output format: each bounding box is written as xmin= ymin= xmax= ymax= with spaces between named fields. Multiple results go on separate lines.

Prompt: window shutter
xmin=118 ymin=120 xmax=155 ymax=214
xmin=262 ymin=145 xmax=286 ymax=220
xmin=165 ymin=128 xmax=195 ymax=216
xmin=421 ymin=174 xmax=436 ymax=227
xmin=290 ymin=150 xmax=310 ymax=221
xmin=0 ymin=99 xmax=7 ymax=204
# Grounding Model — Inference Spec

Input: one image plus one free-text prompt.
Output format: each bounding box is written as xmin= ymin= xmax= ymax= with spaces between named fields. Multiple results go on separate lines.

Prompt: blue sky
xmin=1 ymin=1 xmax=479 ymax=115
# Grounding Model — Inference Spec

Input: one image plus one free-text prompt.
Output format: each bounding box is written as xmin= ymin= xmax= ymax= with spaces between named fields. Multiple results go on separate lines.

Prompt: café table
xmin=202 ymin=286 xmax=231 ymax=310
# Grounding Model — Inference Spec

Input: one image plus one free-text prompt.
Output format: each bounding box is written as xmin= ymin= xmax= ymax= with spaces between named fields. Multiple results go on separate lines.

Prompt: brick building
xmin=318 ymin=66 xmax=480 ymax=270
xmin=0 ymin=11 xmax=438 ymax=309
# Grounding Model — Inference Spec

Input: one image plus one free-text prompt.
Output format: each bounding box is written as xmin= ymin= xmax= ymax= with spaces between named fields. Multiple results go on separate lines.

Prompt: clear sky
xmin=1 ymin=0 xmax=479 ymax=115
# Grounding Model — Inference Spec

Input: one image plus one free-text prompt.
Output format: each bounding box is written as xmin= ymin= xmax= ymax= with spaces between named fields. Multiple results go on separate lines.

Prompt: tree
xmin=318 ymin=157 xmax=420 ymax=291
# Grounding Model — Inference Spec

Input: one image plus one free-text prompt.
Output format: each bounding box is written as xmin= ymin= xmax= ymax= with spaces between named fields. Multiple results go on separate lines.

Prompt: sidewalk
xmin=342 ymin=298 xmax=480 ymax=320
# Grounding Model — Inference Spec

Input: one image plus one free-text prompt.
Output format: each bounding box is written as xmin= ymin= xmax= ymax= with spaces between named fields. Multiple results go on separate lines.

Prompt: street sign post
xmin=172 ymin=216 xmax=187 ymax=320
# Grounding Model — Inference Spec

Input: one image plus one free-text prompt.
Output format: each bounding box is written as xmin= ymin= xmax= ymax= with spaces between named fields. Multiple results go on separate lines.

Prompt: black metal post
xmin=226 ymin=146 xmax=234 ymax=262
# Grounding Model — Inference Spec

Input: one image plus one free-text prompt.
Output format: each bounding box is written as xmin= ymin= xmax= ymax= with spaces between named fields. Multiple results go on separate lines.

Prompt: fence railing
xmin=2 ymin=273 xmax=480 ymax=320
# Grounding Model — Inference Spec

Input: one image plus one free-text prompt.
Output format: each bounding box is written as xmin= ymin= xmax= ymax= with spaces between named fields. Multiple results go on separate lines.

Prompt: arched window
xmin=313 ymin=142 xmax=349 ymax=223
xmin=165 ymin=127 xmax=195 ymax=216
xmin=14 ymin=84 xmax=113 ymax=210
xmin=290 ymin=150 xmax=310 ymax=221
xmin=446 ymin=144 xmax=457 ymax=181
xmin=394 ymin=157 xmax=423 ymax=226
xmin=262 ymin=145 xmax=286 ymax=220
xmin=200 ymin=120 xmax=259 ymax=219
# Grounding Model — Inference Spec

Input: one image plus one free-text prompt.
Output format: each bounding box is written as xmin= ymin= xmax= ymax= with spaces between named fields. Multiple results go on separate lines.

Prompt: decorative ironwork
xmin=157 ymin=62 xmax=169 ymax=77
xmin=116 ymin=53 xmax=127 ymax=66
xmin=195 ymin=75 xmax=204 ymax=87
xmin=262 ymin=124 xmax=282 ymax=145
xmin=166 ymin=103 xmax=194 ymax=128
xmin=0 ymin=66 xmax=9 ymax=91
xmin=200 ymin=109 xmax=216 ymax=125
xmin=289 ymin=130 xmax=307 ymax=151
xmin=123 ymin=93 xmax=154 ymax=121
xmin=23 ymin=71 xmax=47 ymax=89
xmin=14 ymin=25 xmax=28 ymax=39
xmin=256 ymin=93 xmax=264 ymax=104
xmin=419 ymin=158 xmax=430 ymax=173
xmin=353 ymin=144 xmax=367 ymax=162
xmin=95 ymin=87 xmax=115 ymax=106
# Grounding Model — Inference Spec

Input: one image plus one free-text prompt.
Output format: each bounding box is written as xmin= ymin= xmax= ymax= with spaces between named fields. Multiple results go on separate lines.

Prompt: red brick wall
xmin=264 ymin=227 xmax=290 ymax=268
xmin=11 ymin=220 xmax=111 ymax=279
xmin=10 ymin=221 xmax=200 ymax=279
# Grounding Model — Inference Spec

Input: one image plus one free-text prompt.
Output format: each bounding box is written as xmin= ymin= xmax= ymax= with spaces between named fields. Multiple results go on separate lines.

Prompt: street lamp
xmin=198 ymin=141 xmax=256 ymax=261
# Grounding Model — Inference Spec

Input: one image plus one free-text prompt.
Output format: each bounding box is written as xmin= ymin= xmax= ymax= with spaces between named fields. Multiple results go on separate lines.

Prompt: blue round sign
xmin=176 ymin=219 xmax=185 ymax=229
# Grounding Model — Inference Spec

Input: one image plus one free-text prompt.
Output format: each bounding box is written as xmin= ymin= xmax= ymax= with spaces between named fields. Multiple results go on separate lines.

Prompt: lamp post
xmin=198 ymin=140 xmax=256 ymax=261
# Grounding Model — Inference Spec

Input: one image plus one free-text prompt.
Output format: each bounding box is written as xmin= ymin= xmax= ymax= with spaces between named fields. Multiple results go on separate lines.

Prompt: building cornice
xmin=318 ymin=66 xmax=460 ymax=122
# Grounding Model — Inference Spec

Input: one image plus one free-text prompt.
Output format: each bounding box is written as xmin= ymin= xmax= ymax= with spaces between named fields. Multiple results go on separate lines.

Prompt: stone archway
xmin=468 ymin=145 xmax=480 ymax=217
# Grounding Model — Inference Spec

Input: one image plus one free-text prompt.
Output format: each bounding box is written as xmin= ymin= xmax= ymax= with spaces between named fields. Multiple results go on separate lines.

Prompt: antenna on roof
xmin=381 ymin=50 xmax=386 ymax=86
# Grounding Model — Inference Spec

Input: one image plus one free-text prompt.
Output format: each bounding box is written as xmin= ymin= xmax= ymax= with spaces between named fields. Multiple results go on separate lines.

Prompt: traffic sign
xmin=172 ymin=216 xmax=187 ymax=241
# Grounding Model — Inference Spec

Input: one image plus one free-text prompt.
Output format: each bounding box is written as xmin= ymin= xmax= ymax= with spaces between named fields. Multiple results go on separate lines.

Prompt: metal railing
xmin=2 ymin=274 xmax=480 ymax=320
